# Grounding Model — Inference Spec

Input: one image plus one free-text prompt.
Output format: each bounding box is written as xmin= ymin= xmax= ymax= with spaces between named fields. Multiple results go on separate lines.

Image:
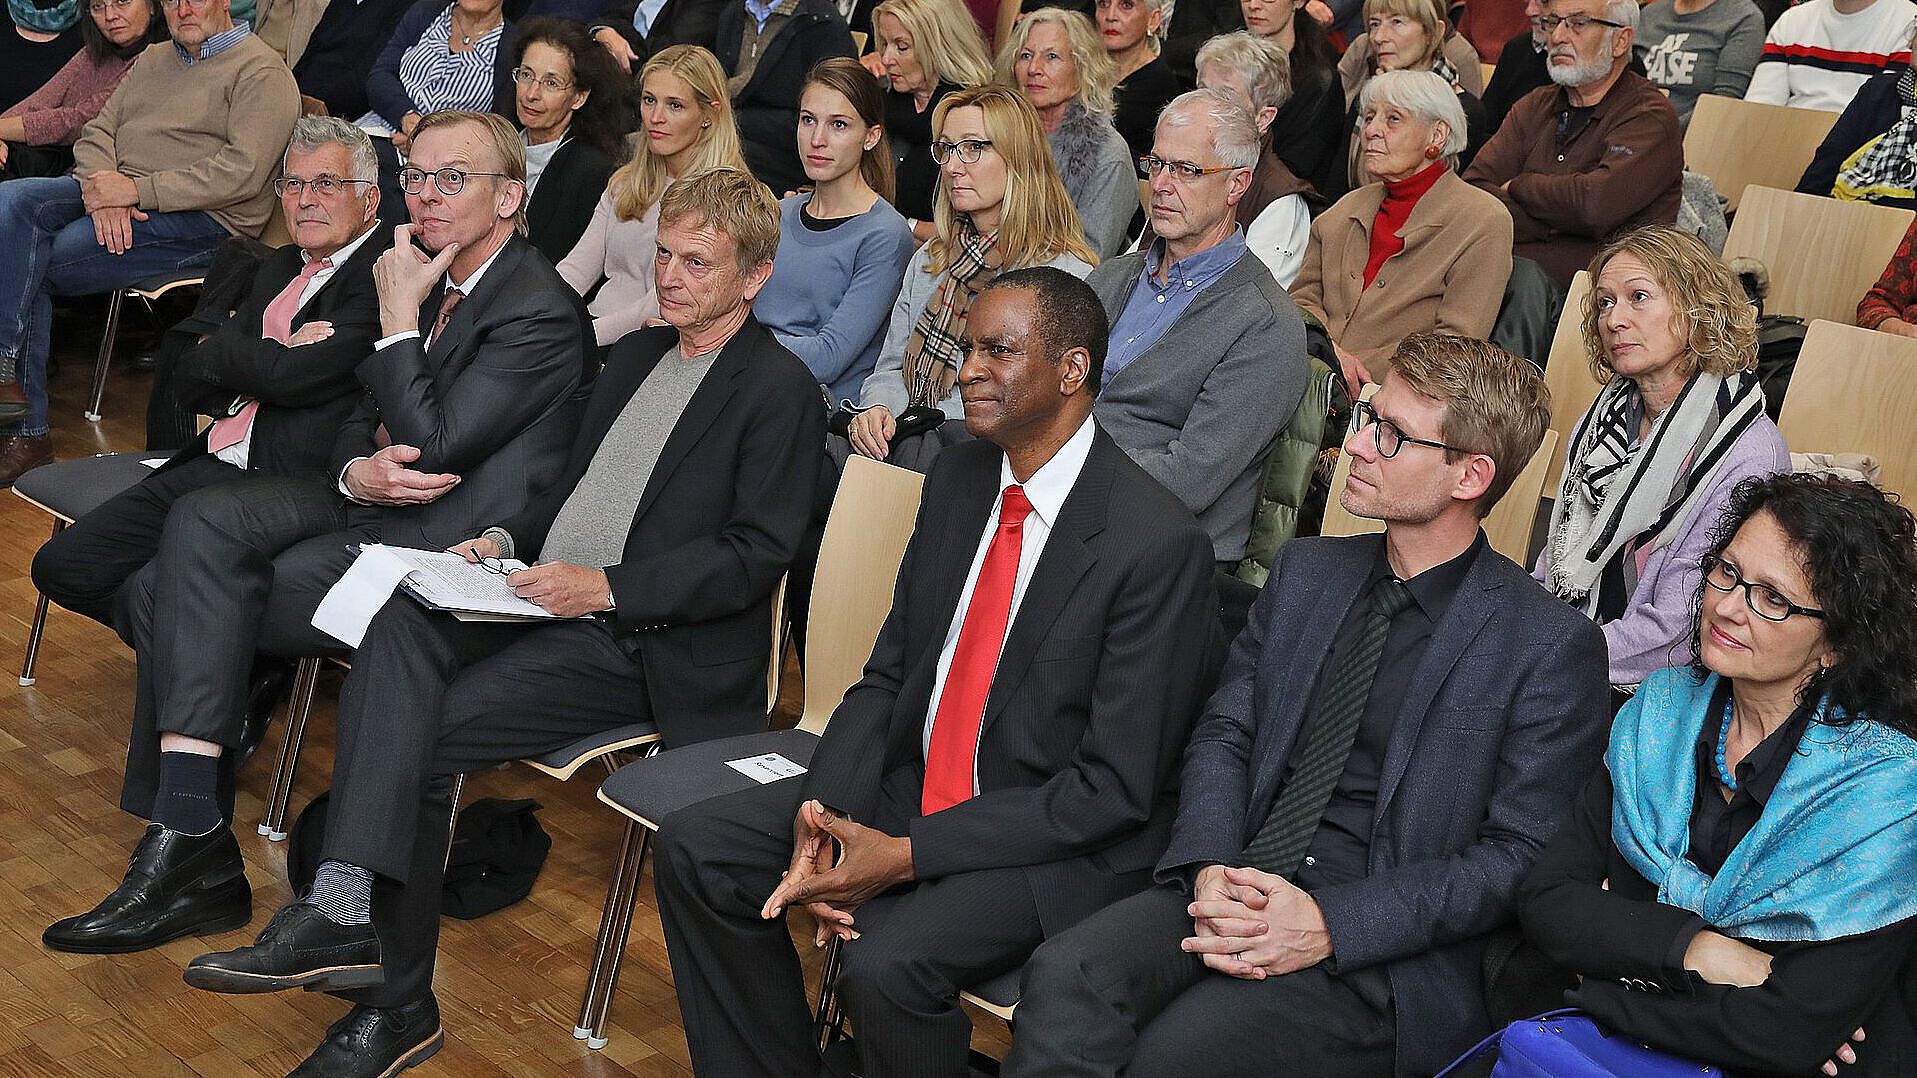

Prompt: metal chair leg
xmin=86 ymin=290 xmax=124 ymax=422
xmin=19 ymin=520 xmax=61 ymax=686
xmin=440 ymin=772 xmax=467 ymax=871
xmin=814 ymin=934 xmax=848 ymax=1050
xmin=259 ymin=657 xmax=321 ymax=840
xmin=572 ymin=743 xmax=661 ymax=1048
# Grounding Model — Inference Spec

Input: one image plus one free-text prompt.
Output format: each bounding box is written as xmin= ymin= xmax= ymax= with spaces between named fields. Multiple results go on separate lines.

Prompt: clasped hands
xmin=761 ymin=799 xmax=915 ymax=946
xmin=1184 ymin=864 xmax=1333 ymax=981
xmin=82 ymin=170 xmax=145 ymax=254
xmin=448 ymin=536 xmax=613 ymax=618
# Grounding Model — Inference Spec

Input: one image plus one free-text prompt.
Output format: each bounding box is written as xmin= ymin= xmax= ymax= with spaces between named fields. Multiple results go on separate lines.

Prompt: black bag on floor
xmin=286 ymin=791 xmax=552 ymax=920
xmin=1754 ymin=314 xmax=1808 ymax=422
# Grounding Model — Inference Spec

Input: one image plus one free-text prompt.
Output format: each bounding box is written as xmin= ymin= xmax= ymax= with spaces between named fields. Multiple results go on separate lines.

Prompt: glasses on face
xmin=397 ymin=166 xmax=511 ymax=196
xmin=1137 ymin=155 xmax=1237 ymax=182
xmin=273 ymin=175 xmax=375 ymax=198
xmin=1351 ymin=399 xmax=1455 ymax=459
xmin=1700 ymin=555 xmax=1825 ymax=622
xmin=1536 ymin=13 xmax=1626 ymax=34
xmin=511 ymin=66 xmax=574 ymax=92
xmin=930 ymin=138 xmax=994 ymax=164
xmin=87 ymin=0 xmax=135 ymax=14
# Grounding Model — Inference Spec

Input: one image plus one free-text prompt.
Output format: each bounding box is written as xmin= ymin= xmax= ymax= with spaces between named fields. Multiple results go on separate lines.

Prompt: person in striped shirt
xmin=1742 ymin=0 xmax=1915 ymax=111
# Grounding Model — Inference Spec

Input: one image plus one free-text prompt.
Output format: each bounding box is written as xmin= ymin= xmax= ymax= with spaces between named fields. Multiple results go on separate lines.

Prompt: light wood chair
xmin=1721 ymin=186 xmax=1914 ymax=328
xmin=582 ymin=455 xmax=926 ymax=1049
xmin=1682 ymin=96 xmax=1839 ymax=214
xmin=851 ymin=30 xmax=867 ymax=53
xmin=1776 ymin=320 xmax=1917 ymax=505
xmin=1319 ymin=385 xmax=1380 ymax=541
xmin=90 ymin=273 xmax=205 ymax=422
xmin=1480 ymin=60 xmax=1497 ymax=88
xmin=1540 ymin=270 xmax=1600 ymax=495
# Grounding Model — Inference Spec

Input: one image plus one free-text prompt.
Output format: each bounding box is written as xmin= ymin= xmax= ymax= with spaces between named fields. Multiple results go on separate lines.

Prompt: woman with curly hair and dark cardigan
xmin=510 ymin=16 xmax=628 ymax=264
xmin=1519 ymin=472 xmax=1917 ymax=1077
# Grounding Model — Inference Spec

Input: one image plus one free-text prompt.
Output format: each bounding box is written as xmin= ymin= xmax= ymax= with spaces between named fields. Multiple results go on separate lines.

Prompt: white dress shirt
xmin=920 ymin=416 xmax=1098 ymax=778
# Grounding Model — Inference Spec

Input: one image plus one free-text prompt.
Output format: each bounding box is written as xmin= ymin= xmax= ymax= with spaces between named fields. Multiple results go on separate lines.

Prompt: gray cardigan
xmin=1088 ymin=247 xmax=1309 ymax=561
xmin=856 ymin=243 xmax=1095 ymax=415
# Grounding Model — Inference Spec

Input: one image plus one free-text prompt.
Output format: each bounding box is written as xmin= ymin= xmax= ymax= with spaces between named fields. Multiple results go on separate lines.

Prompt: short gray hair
xmin=1602 ymin=0 xmax=1638 ymax=32
xmin=283 ymin=115 xmax=379 ymax=184
xmin=1157 ymin=87 xmax=1261 ymax=169
xmin=1194 ymin=31 xmax=1292 ymax=112
xmin=1358 ymin=69 xmax=1467 ymax=163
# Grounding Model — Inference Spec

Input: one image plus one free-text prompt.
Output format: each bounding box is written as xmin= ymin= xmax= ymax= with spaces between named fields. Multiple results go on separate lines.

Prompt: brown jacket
xmin=1461 ymin=70 xmax=1681 ymax=285
xmin=1290 ymin=167 xmax=1513 ymax=371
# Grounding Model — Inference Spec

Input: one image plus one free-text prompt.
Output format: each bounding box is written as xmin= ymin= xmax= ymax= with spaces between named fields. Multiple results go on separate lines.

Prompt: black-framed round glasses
xmin=397 ymin=166 xmax=511 ymax=196
xmin=1700 ymin=554 xmax=1825 ymax=622
xmin=930 ymin=138 xmax=994 ymax=164
xmin=1352 ymin=399 xmax=1456 ymax=458
xmin=273 ymin=175 xmax=375 ymax=198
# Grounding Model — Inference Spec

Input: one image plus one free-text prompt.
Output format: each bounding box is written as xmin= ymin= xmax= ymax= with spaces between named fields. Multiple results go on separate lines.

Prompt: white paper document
xmin=140 ymin=457 xmax=169 ymax=469
xmin=725 ymin=753 xmax=808 ymax=784
xmin=312 ymin=544 xmax=569 ymax=647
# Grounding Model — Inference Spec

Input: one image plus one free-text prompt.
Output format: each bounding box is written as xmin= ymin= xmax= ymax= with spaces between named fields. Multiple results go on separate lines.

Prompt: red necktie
xmin=207 ymin=256 xmax=331 ymax=454
xmin=923 ymin=485 xmax=1033 ymax=814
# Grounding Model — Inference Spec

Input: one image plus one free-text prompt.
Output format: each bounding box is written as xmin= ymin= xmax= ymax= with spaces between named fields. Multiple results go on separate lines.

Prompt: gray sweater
xmin=857 ymin=243 xmax=1094 ymax=417
xmin=1087 ymin=248 xmax=1310 ymax=561
xmin=1052 ymin=100 xmax=1139 ymax=259
xmin=1636 ymin=0 xmax=1766 ymax=126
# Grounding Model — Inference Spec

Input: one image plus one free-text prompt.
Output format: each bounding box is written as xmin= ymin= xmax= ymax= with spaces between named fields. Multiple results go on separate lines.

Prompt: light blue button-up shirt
xmin=175 ymin=20 xmax=251 ymax=64
xmin=1102 ymin=227 xmax=1247 ymax=387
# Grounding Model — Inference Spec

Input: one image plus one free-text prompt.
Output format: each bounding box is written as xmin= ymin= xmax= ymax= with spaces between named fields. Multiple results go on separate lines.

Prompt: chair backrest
xmin=1541 ymin=270 xmax=1600 ymax=495
xmin=1480 ymin=60 xmax=1496 ymax=88
xmin=1682 ymin=96 xmax=1838 ymax=214
xmin=1320 ymin=384 xmax=1382 ymax=540
xmin=1722 ymin=186 xmax=1915 ymax=328
xmin=799 ymin=454 xmax=926 ymax=734
xmin=1776 ymin=319 xmax=1917 ymax=506
xmin=766 ymin=573 xmax=787 ymax=713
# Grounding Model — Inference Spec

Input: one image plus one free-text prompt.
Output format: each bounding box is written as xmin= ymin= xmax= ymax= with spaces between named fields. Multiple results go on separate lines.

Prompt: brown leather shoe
xmin=0 ymin=381 xmax=25 ymax=424
xmin=0 ymin=433 xmax=52 ymax=487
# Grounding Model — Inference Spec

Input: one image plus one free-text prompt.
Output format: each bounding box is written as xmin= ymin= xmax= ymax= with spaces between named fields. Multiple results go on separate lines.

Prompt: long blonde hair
xmin=871 ymin=0 xmax=994 ymax=88
xmin=925 ymin=85 xmax=1097 ymax=274
xmin=994 ymin=7 xmax=1118 ymax=114
xmin=607 ymin=45 xmax=747 ymax=222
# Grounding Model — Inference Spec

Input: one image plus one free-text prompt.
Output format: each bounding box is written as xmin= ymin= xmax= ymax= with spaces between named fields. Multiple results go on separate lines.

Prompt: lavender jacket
xmin=1533 ymin=413 xmax=1790 ymax=688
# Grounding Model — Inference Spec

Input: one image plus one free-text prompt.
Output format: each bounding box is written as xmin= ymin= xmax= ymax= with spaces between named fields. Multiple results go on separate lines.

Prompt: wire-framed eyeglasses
xmin=930 ymin=138 xmax=994 ymax=164
xmin=273 ymin=175 xmax=375 ymax=198
xmin=397 ymin=166 xmax=512 ymax=197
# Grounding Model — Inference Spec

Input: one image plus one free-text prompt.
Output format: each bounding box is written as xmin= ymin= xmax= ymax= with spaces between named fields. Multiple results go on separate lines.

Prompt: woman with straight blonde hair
xmin=557 ymin=44 xmax=747 ymax=344
xmin=871 ymin=0 xmax=993 ymax=234
xmin=845 ymin=83 xmax=1097 ymax=468
xmin=997 ymin=7 xmax=1135 ymax=256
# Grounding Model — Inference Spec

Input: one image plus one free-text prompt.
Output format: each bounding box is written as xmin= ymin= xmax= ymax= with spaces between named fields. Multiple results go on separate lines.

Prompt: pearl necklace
xmin=1714 ymin=696 xmax=1739 ymax=791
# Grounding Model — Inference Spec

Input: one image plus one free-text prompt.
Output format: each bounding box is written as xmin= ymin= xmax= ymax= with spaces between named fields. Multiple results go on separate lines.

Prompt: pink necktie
xmin=208 ymin=257 xmax=331 ymax=454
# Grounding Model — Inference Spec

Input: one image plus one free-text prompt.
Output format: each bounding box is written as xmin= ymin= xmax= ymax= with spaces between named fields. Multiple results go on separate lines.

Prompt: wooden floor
xmin=0 ymin=313 xmax=1012 ymax=1076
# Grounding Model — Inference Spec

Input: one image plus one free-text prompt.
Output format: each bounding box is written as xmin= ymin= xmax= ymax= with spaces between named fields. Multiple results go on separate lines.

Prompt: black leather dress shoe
xmin=185 ymin=902 xmax=382 ymax=994
xmin=287 ymin=997 xmax=443 ymax=1078
xmin=43 ymin=824 xmax=251 ymax=954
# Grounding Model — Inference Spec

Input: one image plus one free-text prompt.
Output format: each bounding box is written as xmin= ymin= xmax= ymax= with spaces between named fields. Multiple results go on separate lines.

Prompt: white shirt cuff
xmin=374 ymin=329 xmax=421 ymax=351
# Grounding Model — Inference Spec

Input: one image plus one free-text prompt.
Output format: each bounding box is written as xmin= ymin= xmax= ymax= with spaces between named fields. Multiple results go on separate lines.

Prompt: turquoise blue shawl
xmin=1609 ymin=667 xmax=1917 ymax=942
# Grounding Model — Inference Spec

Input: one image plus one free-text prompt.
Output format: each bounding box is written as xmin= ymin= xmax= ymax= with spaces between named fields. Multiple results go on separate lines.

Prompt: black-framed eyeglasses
xmin=930 ymin=138 xmax=994 ymax=164
xmin=273 ymin=175 xmax=375 ymax=198
xmin=1537 ymin=13 xmax=1627 ymax=33
xmin=510 ymin=66 xmax=574 ymax=92
xmin=1700 ymin=554 xmax=1825 ymax=622
xmin=1352 ymin=399 xmax=1455 ymax=459
xmin=397 ymin=166 xmax=512 ymax=197
xmin=1137 ymin=155 xmax=1238 ymax=181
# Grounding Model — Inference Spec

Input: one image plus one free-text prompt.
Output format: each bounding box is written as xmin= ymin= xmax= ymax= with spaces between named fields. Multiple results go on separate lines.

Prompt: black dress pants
xmin=1002 ymin=883 xmax=1396 ymax=1078
xmin=30 ymin=453 xmax=243 ymax=630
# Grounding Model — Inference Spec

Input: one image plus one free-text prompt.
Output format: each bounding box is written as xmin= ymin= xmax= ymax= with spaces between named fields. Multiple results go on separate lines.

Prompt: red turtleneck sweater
xmin=1363 ymin=161 xmax=1446 ymax=290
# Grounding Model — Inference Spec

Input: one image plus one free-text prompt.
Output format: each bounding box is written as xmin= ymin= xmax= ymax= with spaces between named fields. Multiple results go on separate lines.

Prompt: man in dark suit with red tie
xmin=651 ymin=265 xmax=1220 ymax=1078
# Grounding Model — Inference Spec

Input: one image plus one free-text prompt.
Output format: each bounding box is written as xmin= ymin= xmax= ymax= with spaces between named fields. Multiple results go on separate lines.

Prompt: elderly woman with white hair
xmin=999 ymin=6 xmax=1137 ymax=256
xmin=1190 ymin=29 xmax=1318 ymax=284
xmin=1289 ymin=68 xmax=1512 ymax=389
xmin=1098 ymin=0 xmax=1183 ymax=158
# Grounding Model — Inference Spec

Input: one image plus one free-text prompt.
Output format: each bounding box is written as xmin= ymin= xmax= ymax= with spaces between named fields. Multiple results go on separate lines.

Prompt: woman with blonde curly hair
xmin=846 ymin=83 xmax=1097 ymax=467
xmin=998 ymin=7 xmax=1135 ymax=256
xmin=1534 ymin=225 xmax=1789 ymax=694
xmin=870 ymin=0 xmax=993 ymax=234
xmin=557 ymin=44 xmax=746 ymax=344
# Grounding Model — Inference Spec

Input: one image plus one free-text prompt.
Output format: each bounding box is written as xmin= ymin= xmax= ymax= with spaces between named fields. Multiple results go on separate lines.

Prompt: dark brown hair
xmin=803 ymin=57 xmax=896 ymax=203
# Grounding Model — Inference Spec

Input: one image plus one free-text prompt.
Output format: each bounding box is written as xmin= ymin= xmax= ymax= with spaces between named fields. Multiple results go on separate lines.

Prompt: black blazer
xmin=801 ymin=426 xmax=1218 ymax=933
xmin=592 ymin=0 xmax=730 ymax=56
xmin=496 ymin=316 xmax=825 ymax=745
xmin=715 ymin=0 xmax=855 ymax=194
xmin=329 ymin=233 xmax=595 ymax=550
xmin=526 ymin=137 xmax=616 ymax=266
xmin=166 ymin=231 xmax=391 ymax=481
xmin=293 ymin=0 xmax=413 ymax=121
xmin=1159 ymin=533 xmax=1610 ymax=1076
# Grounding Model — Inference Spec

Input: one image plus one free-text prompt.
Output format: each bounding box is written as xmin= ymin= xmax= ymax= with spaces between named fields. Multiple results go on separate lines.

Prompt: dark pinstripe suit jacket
xmin=801 ymin=424 xmax=1218 ymax=932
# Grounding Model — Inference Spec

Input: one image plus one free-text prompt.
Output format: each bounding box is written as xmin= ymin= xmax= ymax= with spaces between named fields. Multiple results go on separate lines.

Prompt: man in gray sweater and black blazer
xmin=1088 ymin=88 xmax=1310 ymax=566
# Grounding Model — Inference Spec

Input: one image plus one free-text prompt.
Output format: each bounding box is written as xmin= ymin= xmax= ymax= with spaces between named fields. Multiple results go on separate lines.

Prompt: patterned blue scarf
xmin=1609 ymin=667 xmax=1917 ymax=942
xmin=7 ymin=0 xmax=78 ymax=33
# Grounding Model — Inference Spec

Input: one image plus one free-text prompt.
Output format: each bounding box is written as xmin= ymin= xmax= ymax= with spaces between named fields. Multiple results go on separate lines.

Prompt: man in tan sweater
xmin=0 ymin=0 xmax=296 ymax=483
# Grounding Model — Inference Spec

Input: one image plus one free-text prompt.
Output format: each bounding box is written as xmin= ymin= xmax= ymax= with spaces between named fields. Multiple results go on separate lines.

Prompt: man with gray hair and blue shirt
xmin=1088 ymin=87 xmax=1309 ymax=570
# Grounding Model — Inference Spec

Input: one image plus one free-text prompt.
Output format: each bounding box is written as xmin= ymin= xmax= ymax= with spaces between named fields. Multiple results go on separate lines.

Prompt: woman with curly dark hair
xmin=510 ymin=15 xmax=629 ymax=263
xmin=1518 ymin=473 xmax=1917 ymax=1078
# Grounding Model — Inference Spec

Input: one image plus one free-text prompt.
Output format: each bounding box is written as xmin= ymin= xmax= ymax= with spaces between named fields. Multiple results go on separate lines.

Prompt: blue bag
xmin=1434 ymin=1009 xmax=1724 ymax=1078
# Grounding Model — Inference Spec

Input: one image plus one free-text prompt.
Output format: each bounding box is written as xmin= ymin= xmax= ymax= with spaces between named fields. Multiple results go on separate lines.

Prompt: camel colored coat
xmin=1289 ymin=167 xmax=1513 ymax=372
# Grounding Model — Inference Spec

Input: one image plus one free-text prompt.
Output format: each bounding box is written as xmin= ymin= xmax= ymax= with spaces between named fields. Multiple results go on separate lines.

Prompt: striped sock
xmin=305 ymin=860 xmax=373 ymax=926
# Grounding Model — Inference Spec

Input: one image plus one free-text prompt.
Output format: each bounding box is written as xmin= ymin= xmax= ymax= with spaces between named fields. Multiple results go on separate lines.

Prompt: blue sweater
xmin=755 ymin=194 xmax=916 ymax=404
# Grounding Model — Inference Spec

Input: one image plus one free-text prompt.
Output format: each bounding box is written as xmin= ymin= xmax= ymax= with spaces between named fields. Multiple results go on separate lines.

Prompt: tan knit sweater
xmin=71 ymin=33 xmax=298 ymax=237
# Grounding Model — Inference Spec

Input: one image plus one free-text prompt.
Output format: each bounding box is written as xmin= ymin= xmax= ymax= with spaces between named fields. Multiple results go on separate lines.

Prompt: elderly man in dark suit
xmin=1003 ymin=334 xmax=1611 ymax=1078
xmin=177 ymin=166 xmax=824 ymax=1078
xmin=31 ymin=116 xmax=389 ymax=633
xmin=42 ymin=109 xmax=592 ymax=969
xmin=652 ymin=266 xmax=1219 ymax=1078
